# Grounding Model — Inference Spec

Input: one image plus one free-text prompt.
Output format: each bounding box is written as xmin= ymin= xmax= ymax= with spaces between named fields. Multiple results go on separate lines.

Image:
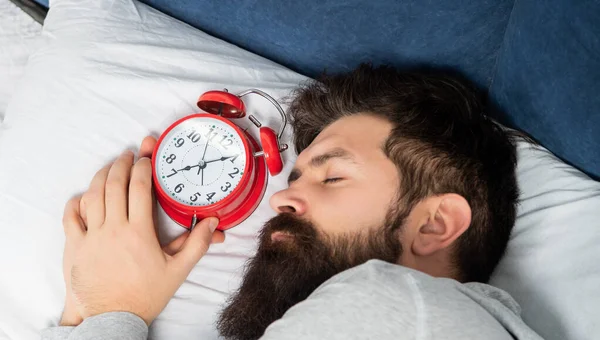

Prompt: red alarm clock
xmin=151 ymin=89 xmax=288 ymax=231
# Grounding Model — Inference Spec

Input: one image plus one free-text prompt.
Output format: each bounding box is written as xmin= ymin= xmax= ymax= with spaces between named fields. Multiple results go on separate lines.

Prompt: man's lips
xmin=270 ymin=231 xmax=295 ymax=242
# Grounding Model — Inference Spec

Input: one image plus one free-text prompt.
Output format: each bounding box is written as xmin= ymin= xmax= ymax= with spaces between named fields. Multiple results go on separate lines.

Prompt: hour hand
xmin=177 ymin=165 xmax=198 ymax=172
xmin=167 ymin=165 xmax=198 ymax=178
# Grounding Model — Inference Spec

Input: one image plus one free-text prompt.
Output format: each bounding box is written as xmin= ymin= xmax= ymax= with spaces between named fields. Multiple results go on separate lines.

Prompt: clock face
xmin=155 ymin=116 xmax=248 ymax=207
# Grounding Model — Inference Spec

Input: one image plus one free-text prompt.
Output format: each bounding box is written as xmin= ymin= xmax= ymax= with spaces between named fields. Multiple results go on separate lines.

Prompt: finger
xmin=85 ymin=163 xmax=111 ymax=229
xmin=129 ymin=157 xmax=154 ymax=226
xmin=211 ymin=230 xmax=225 ymax=244
xmin=139 ymin=136 xmax=157 ymax=159
xmin=79 ymin=198 xmax=87 ymax=226
xmin=163 ymin=230 xmax=224 ymax=257
xmin=63 ymin=196 xmax=86 ymax=239
xmin=162 ymin=233 xmax=189 ymax=256
xmin=105 ymin=150 xmax=135 ymax=223
xmin=169 ymin=218 xmax=219 ymax=281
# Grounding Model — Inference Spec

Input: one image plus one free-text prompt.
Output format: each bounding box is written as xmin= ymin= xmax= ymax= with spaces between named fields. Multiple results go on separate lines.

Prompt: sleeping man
xmin=44 ymin=64 xmax=542 ymax=340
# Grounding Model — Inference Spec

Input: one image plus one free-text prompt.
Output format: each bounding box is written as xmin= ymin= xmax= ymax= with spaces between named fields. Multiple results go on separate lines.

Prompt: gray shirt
xmin=41 ymin=260 xmax=543 ymax=340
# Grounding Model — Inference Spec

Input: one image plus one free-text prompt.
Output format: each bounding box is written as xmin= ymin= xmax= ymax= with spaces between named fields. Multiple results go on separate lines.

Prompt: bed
xmin=0 ymin=0 xmax=598 ymax=340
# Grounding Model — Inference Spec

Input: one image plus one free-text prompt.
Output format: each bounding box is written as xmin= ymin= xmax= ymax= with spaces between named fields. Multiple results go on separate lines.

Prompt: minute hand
xmin=204 ymin=155 xmax=236 ymax=164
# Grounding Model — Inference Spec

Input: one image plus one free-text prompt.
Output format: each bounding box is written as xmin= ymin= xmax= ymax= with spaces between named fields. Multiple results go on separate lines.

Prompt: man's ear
xmin=411 ymin=194 xmax=471 ymax=256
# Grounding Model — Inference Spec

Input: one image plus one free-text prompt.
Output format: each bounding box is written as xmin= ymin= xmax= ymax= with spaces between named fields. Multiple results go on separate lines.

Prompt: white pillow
xmin=490 ymin=142 xmax=600 ymax=340
xmin=0 ymin=1 xmax=598 ymax=340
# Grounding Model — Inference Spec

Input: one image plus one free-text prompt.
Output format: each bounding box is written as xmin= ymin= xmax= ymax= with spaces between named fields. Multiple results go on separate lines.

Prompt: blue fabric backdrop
xmin=489 ymin=0 xmax=600 ymax=179
xmin=138 ymin=0 xmax=514 ymax=89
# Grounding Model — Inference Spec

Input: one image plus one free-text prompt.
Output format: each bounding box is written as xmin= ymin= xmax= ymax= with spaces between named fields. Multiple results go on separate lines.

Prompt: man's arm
xmin=41 ymin=312 xmax=147 ymax=340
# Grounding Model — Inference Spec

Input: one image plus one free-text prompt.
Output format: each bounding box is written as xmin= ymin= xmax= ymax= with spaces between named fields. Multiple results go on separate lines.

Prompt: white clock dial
xmin=155 ymin=116 xmax=247 ymax=206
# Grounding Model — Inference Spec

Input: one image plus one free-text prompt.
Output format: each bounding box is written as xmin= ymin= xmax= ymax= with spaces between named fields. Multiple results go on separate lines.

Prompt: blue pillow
xmin=489 ymin=0 xmax=600 ymax=180
xmin=140 ymin=0 xmax=514 ymax=89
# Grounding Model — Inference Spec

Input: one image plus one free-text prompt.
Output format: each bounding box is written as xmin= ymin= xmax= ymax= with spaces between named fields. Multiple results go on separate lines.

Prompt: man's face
xmin=217 ymin=115 xmax=404 ymax=340
xmin=270 ymin=114 xmax=401 ymax=240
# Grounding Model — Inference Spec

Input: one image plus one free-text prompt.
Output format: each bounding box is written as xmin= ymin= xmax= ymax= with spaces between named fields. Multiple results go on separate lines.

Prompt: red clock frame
xmin=151 ymin=113 xmax=267 ymax=231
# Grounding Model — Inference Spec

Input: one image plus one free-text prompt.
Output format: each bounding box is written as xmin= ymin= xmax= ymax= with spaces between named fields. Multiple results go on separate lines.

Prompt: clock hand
xmin=201 ymin=107 xmax=222 ymax=185
xmin=196 ymin=155 xmax=236 ymax=185
xmin=204 ymin=155 xmax=237 ymax=164
xmin=176 ymin=165 xmax=199 ymax=172
xmin=198 ymin=141 xmax=210 ymax=175
xmin=166 ymin=164 xmax=200 ymax=178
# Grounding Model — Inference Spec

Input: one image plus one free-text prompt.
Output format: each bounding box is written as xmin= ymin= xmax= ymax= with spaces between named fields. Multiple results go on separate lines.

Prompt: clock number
xmin=175 ymin=138 xmax=185 ymax=148
xmin=206 ymin=192 xmax=216 ymax=201
xmin=175 ymin=183 xmax=184 ymax=193
xmin=219 ymin=136 xmax=234 ymax=149
xmin=187 ymin=130 xmax=201 ymax=143
xmin=190 ymin=192 xmax=201 ymax=202
xmin=228 ymin=167 xmax=240 ymax=178
xmin=166 ymin=154 xmax=176 ymax=164
xmin=221 ymin=181 xmax=232 ymax=192
xmin=167 ymin=168 xmax=178 ymax=178
xmin=229 ymin=154 xmax=240 ymax=163
xmin=205 ymin=127 xmax=218 ymax=142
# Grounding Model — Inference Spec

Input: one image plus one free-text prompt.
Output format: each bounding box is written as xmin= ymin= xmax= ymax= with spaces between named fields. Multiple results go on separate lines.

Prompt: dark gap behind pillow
xmin=8 ymin=0 xmax=48 ymax=24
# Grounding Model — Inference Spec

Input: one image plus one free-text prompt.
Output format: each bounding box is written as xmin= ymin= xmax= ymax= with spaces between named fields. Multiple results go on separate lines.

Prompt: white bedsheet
xmin=0 ymin=0 xmax=42 ymax=121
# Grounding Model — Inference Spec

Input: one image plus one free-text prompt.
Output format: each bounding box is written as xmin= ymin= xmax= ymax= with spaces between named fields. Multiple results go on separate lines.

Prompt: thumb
xmin=169 ymin=217 xmax=219 ymax=279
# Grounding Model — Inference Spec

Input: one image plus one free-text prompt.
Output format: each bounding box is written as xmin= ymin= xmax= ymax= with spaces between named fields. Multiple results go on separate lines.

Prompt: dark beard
xmin=216 ymin=211 xmax=405 ymax=340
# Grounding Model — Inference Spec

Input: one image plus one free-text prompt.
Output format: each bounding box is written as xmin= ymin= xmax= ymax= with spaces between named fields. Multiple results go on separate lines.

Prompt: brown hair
xmin=288 ymin=63 xmax=519 ymax=283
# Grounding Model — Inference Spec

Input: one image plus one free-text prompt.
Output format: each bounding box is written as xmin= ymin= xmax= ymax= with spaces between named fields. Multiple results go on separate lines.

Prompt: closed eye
xmin=323 ymin=178 xmax=343 ymax=184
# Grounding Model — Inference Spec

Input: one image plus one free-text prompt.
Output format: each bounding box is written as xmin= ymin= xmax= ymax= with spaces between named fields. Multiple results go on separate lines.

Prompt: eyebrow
xmin=287 ymin=147 xmax=355 ymax=185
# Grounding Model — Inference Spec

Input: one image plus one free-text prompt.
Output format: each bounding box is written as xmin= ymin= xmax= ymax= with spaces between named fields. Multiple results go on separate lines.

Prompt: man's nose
xmin=269 ymin=188 xmax=307 ymax=216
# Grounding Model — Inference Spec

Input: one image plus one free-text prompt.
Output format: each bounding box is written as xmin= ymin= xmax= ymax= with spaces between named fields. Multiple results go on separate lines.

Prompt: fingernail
xmin=209 ymin=218 xmax=219 ymax=232
xmin=122 ymin=150 xmax=133 ymax=157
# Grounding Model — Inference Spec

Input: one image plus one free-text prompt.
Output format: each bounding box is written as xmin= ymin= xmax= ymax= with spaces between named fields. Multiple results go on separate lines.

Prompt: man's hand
xmin=60 ymin=197 xmax=85 ymax=326
xmin=61 ymin=136 xmax=224 ymax=326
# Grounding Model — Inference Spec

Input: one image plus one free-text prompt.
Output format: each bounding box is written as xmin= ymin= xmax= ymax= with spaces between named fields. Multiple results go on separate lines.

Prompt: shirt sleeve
xmin=41 ymin=312 xmax=148 ymax=340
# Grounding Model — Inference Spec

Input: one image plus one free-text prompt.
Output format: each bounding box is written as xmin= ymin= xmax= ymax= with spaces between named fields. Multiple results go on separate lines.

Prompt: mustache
xmin=259 ymin=213 xmax=319 ymax=245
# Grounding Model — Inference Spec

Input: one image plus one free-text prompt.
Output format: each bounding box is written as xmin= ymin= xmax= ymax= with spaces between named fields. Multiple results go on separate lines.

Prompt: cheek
xmin=310 ymin=186 xmax=393 ymax=236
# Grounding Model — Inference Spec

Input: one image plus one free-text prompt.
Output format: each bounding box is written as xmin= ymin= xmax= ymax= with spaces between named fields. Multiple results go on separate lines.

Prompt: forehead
xmin=299 ymin=114 xmax=392 ymax=162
